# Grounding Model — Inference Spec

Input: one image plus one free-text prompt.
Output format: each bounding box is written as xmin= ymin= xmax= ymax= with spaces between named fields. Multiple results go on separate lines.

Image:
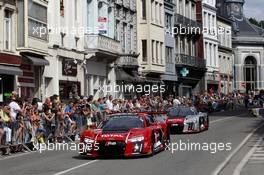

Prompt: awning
xmin=145 ymin=77 xmax=164 ymax=84
xmin=24 ymin=55 xmax=49 ymax=66
xmin=0 ymin=65 xmax=23 ymax=76
xmin=116 ymin=69 xmax=136 ymax=82
xmin=161 ymin=74 xmax=178 ymax=81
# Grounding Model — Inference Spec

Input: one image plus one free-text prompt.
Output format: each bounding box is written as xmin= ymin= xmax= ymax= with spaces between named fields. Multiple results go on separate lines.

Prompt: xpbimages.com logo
xmin=165 ymin=140 xmax=232 ymax=154
xmin=33 ymin=141 xmax=99 ymax=154
xmin=98 ymin=83 xmax=166 ymax=95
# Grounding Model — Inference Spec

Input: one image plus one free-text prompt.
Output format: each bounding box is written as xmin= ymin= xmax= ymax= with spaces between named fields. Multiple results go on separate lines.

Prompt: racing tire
xmin=205 ymin=116 xmax=209 ymax=130
xmin=198 ymin=119 xmax=202 ymax=132
xmin=149 ymin=133 xmax=155 ymax=156
xmin=166 ymin=127 xmax=171 ymax=145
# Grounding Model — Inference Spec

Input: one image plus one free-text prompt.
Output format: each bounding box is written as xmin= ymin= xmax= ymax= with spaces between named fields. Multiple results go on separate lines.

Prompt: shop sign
xmin=62 ymin=59 xmax=77 ymax=76
xmin=180 ymin=68 xmax=189 ymax=77
xmin=4 ymin=92 xmax=12 ymax=97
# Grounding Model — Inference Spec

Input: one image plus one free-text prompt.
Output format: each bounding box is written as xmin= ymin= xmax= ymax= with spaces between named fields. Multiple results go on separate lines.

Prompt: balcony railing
xmin=84 ymin=34 xmax=121 ymax=54
xmin=174 ymin=13 xmax=202 ymax=33
xmin=116 ymin=54 xmax=138 ymax=67
xmin=175 ymin=54 xmax=206 ymax=69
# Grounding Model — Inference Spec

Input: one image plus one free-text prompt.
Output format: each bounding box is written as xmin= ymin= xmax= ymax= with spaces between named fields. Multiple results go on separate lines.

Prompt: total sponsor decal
xmin=101 ymin=134 xmax=124 ymax=138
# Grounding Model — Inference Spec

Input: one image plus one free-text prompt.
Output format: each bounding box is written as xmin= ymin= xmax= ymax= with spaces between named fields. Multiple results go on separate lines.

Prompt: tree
xmin=248 ymin=18 xmax=264 ymax=29
xmin=249 ymin=18 xmax=260 ymax=27
xmin=259 ymin=20 xmax=264 ymax=29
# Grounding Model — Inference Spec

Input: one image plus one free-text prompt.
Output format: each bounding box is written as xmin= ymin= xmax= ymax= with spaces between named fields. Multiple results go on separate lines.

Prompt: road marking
xmin=211 ymin=122 xmax=264 ymax=175
xmin=210 ymin=113 xmax=247 ymax=124
xmin=53 ymin=160 xmax=99 ymax=175
xmin=210 ymin=117 xmax=234 ymax=124
xmin=0 ymin=151 xmax=34 ymax=161
xmin=251 ymin=154 xmax=264 ymax=157
xmin=248 ymin=161 xmax=264 ymax=164
xmin=232 ymin=138 xmax=262 ymax=175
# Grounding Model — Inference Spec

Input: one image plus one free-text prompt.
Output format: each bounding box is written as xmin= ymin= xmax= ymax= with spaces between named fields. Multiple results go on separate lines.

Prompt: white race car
xmin=166 ymin=106 xmax=209 ymax=133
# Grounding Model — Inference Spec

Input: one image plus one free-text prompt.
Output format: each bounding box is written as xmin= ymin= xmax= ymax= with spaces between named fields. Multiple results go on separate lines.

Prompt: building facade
xmin=202 ymin=0 xmax=220 ymax=92
xmin=45 ymin=0 xmax=86 ymax=100
xmin=85 ymin=0 xmax=121 ymax=99
xmin=217 ymin=14 xmax=233 ymax=94
xmin=16 ymin=0 xmax=49 ymax=100
xmin=174 ymin=0 xmax=206 ymax=97
xmin=0 ymin=0 xmax=23 ymax=102
xmin=162 ymin=0 xmax=178 ymax=97
xmin=137 ymin=0 xmax=166 ymax=92
xmin=114 ymin=0 xmax=139 ymax=99
xmin=218 ymin=0 xmax=264 ymax=93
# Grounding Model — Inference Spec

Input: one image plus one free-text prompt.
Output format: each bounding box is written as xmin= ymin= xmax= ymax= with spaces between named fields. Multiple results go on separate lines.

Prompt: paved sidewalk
xmin=240 ymin=136 xmax=264 ymax=175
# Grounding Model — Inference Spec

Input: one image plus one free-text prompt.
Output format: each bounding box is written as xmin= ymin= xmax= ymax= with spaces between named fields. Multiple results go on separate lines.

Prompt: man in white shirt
xmin=106 ymin=95 xmax=113 ymax=111
xmin=173 ymin=97 xmax=181 ymax=106
xmin=8 ymin=91 xmax=22 ymax=121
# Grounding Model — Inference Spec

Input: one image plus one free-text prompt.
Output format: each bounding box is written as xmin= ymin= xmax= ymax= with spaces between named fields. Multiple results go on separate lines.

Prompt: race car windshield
xmin=153 ymin=114 xmax=167 ymax=122
xmin=168 ymin=108 xmax=195 ymax=118
xmin=102 ymin=116 xmax=144 ymax=132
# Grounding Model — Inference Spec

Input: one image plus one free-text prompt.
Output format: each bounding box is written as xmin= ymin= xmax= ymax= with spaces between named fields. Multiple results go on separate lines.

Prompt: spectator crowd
xmin=0 ymin=90 xmax=261 ymax=154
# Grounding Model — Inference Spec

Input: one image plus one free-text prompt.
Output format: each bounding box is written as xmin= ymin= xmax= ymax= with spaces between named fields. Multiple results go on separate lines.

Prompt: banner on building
xmin=98 ymin=17 xmax=107 ymax=34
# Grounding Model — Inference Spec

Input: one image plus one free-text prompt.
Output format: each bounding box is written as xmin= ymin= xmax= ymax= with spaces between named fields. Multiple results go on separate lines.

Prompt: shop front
xmin=176 ymin=66 xmax=206 ymax=97
xmin=59 ymin=58 xmax=82 ymax=100
xmin=0 ymin=53 xmax=23 ymax=102
xmin=17 ymin=53 xmax=49 ymax=100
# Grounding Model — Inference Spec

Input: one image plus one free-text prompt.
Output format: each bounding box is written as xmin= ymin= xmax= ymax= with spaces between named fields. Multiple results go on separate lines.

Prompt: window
xmin=208 ymin=13 xmax=211 ymax=30
xmin=151 ymin=0 xmax=154 ymax=21
xmin=192 ymin=42 xmax=195 ymax=56
xmin=61 ymin=33 xmax=65 ymax=46
xmin=115 ymin=20 xmax=120 ymax=41
xmin=159 ymin=4 xmax=162 ymax=25
xmin=122 ymin=23 xmax=127 ymax=53
xmin=156 ymin=41 xmax=159 ymax=63
xmin=75 ymin=37 xmax=79 ymax=48
xmin=192 ymin=4 xmax=195 ymax=20
xmin=4 ymin=9 xmax=12 ymax=50
xmin=152 ymin=40 xmax=155 ymax=63
xmin=74 ymin=0 xmax=78 ymax=21
xmin=155 ymin=2 xmax=158 ymax=23
xmin=28 ymin=1 xmax=48 ymax=40
xmin=203 ymin=12 xmax=207 ymax=27
xmin=160 ymin=42 xmax=163 ymax=64
xmin=142 ymin=0 xmax=146 ymax=20
xmin=165 ymin=13 xmax=172 ymax=30
xmin=166 ymin=47 xmax=173 ymax=63
xmin=179 ymin=0 xmax=183 ymax=15
xmin=130 ymin=26 xmax=133 ymax=52
xmin=60 ymin=0 xmax=64 ymax=17
xmin=142 ymin=40 xmax=147 ymax=62
xmin=185 ymin=2 xmax=189 ymax=18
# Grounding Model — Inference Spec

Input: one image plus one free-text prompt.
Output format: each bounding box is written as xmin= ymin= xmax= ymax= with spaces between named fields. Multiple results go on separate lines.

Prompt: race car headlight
xmin=133 ymin=142 xmax=143 ymax=153
xmin=84 ymin=138 xmax=95 ymax=143
xmin=128 ymin=136 xmax=144 ymax=142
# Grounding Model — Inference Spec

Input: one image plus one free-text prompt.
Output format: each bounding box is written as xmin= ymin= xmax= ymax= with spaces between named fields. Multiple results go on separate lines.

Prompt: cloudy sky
xmin=244 ymin=0 xmax=264 ymax=21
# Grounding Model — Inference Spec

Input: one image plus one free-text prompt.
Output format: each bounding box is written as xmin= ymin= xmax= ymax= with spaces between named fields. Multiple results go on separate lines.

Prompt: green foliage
xmin=249 ymin=18 xmax=264 ymax=29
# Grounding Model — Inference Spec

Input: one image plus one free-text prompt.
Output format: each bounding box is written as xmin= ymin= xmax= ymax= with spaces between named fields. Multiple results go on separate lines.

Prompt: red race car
xmin=79 ymin=113 xmax=169 ymax=157
xmin=138 ymin=111 xmax=170 ymax=143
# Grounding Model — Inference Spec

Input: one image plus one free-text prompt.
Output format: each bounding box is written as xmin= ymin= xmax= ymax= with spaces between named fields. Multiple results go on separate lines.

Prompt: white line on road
xmin=53 ymin=160 xmax=99 ymax=175
xmin=210 ymin=117 xmax=234 ymax=124
xmin=211 ymin=122 xmax=264 ymax=175
xmin=210 ymin=113 xmax=247 ymax=124
xmin=232 ymin=138 xmax=262 ymax=175
xmin=0 ymin=151 xmax=34 ymax=161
